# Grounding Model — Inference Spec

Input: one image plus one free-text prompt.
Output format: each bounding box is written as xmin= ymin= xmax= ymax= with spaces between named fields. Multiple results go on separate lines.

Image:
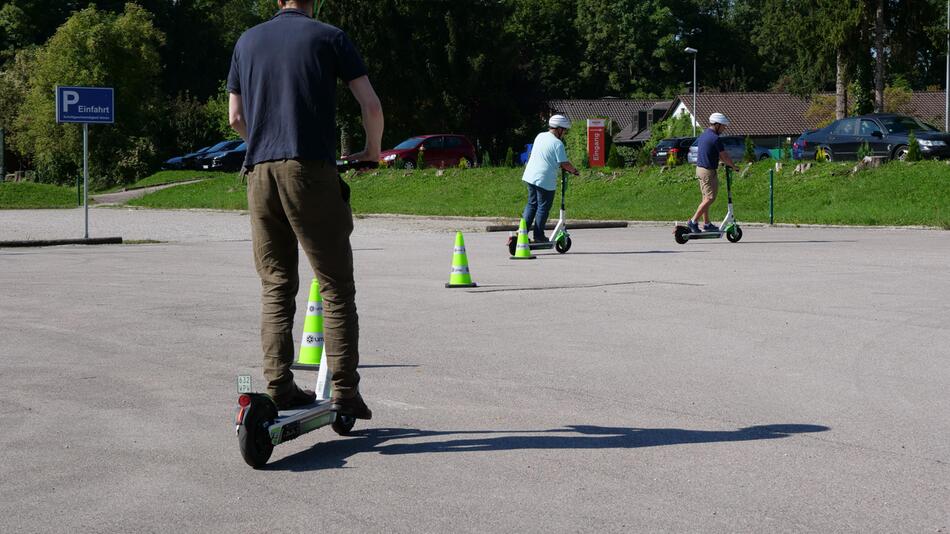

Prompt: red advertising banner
xmin=587 ymin=119 xmax=606 ymax=167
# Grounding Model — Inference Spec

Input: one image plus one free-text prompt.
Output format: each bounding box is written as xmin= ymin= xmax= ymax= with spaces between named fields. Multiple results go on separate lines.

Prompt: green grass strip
xmin=126 ymin=173 xmax=247 ymax=210
xmin=98 ymin=170 xmax=228 ymax=193
xmin=0 ymin=182 xmax=78 ymax=209
xmin=119 ymin=160 xmax=950 ymax=227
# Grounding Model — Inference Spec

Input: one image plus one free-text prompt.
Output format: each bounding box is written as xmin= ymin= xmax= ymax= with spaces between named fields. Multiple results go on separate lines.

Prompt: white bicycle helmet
xmin=548 ymin=114 xmax=572 ymax=129
xmin=709 ymin=112 xmax=730 ymax=126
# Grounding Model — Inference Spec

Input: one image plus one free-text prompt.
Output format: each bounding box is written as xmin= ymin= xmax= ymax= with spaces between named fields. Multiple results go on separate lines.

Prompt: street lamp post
xmin=685 ymin=47 xmax=698 ymax=136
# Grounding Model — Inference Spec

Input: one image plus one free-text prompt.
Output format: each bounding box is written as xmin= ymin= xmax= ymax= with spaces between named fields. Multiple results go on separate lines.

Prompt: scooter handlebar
xmin=336 ymin=159 xmax=379 ymax=173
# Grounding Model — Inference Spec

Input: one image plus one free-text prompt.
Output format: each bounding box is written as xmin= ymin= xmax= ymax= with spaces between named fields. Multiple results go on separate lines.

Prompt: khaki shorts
xmin=697 ymin=167 xmax=719 ymax=200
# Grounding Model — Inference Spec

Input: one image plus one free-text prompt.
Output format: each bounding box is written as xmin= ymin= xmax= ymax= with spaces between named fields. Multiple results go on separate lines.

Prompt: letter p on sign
xmin=62 ymin=91 xmax=80 ymax=112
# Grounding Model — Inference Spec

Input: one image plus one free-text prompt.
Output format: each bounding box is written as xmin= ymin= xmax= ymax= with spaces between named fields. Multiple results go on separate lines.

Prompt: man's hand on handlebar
xmin=342 ymin=149 xmax=380 ymax=163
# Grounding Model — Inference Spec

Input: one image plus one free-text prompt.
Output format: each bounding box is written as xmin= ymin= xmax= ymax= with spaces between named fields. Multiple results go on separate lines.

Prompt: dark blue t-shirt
xmin=227 ymin=9 xmax=367 ymax=166
xmin=696 ymin=128 xmax=725 ymax=170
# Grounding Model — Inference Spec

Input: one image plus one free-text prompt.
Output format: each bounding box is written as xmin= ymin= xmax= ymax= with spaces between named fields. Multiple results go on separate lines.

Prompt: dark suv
xmin=380 ymin=134 xmax=477 ymax=169
xmin=799 ymin=114 xmax=949 ymax=161
xmin=651 ymin=137 xmax=696 ymax=165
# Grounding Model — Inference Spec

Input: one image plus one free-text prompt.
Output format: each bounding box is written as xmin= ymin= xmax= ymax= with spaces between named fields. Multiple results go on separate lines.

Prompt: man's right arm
xmin=228 ymin=92 xmax=248 ymax=141
xmin=345 ymin=75 xmax=384 ymax=162
xmin=719 ymin=150 xmax=738 ymax=171
xmin=560 ymin=162 xmax=580 ymax=175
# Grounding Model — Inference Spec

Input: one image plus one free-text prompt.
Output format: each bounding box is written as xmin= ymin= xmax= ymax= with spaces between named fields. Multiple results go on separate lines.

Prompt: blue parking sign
xmin=55 ymin=86 xmax=114 ymax=124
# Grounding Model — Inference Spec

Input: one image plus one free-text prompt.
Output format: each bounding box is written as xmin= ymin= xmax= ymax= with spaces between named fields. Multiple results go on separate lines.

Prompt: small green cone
xmin=446 ymin=231 xmax=477 ymax=288
xmin=511 ymin=218 xmax=536 ymax=260
xmin=297 ymin=279 xmax=324 ymax=364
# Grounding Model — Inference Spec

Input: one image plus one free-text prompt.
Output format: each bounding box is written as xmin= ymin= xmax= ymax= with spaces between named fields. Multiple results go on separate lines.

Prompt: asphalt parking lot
xmin=1 ymin=209 xmax=948 ymax=533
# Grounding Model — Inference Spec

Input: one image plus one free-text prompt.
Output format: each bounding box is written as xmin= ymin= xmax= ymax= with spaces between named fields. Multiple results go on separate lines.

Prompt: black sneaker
xmin=703 ymin=222 xmax=720 ymax=232
xmin=330 ymin=393 xmax=373 ymax=420
xmin=686 ymin=220 xmax=700 ymax=233
xmin=273 ymin=386 xmax=316 ymax=410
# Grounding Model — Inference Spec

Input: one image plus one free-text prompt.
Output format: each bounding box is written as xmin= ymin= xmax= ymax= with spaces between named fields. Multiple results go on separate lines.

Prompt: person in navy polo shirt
xmin=228 ymin=0 xmax=383 ymax=419
xmin=688 ymin=112 xmax=738 ymax=233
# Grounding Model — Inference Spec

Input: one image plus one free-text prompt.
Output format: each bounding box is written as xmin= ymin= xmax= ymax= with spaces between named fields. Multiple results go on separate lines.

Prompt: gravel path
xmin=90 ymin=180 xmax=205 ymax=205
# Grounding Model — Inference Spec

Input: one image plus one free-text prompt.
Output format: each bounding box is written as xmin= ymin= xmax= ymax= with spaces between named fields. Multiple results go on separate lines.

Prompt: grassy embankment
xmin=126 ymin=160 xmax=950 ymax=227
xmin=8 ymin=161 xmax=948 ymax=227
xmin=0 ymin=170 xmax=228 ymax=208
xmin=0 ymin=182 xmax=77 ymax=209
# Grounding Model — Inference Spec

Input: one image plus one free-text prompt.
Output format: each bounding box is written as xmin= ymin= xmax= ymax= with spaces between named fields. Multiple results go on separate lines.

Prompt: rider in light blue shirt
xmin=521 ymin=115 xmax=580 ymax=242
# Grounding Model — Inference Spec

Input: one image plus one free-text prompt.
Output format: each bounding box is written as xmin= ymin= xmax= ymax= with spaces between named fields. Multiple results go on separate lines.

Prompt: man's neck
xmin=280 ymin=2 xmax=313 ymax=16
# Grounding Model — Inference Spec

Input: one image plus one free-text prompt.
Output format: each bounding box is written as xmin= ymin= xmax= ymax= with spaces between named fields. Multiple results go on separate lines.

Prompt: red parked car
xmin=380 ymin=134 xmax=476 ymax=169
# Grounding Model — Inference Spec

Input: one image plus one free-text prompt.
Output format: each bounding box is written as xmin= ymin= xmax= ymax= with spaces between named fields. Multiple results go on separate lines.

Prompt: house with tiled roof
xmin=547 ymin=98 xmax=669 ymax=144
xmin=670 ymin=91 xmax=947 ymax=146
xmin=550 ymin=92 xmax=947 ymax=148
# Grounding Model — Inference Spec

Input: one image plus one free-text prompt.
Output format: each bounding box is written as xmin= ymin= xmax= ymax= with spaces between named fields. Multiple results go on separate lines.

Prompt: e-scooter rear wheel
xmin=331 ymin=414 xmax=357 ymax=436
xmin=674 ymin=226 xmax=689 ymax=244
xmin=238 ymin=398 xmax=277 ymax=469
xmin=507 ymin=236 xmax=516 ymax=256
xmin=726 ymin=226 xmax=743 ymax=243
xmin=555 ymin=236 xmax=572 ymax=253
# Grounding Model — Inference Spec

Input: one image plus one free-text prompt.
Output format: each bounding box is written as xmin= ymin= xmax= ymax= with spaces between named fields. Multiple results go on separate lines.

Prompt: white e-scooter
xmin=507 ymin=170 xmax=573 ymax=255
xmin=234 ymin=160 xmax=372 ymax=469
xmin=674 ymin=167 xmax=743 ymax=244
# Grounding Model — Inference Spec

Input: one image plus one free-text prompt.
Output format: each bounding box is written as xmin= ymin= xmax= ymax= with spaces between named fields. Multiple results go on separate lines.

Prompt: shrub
xmin=416 ymin=149 xmax=425 ymax=169
xmin=815 ymin=147 xmax=828 ymax=162
xmin=503 ymin=147 xmax=515 ymax=167
xmin=856 ymin=141 xmax=872 ymax=160
xmin=606 ymin=144 xmax=624 ymax=168
xmin=781 ymin=138 xmax=792 ymax=161
xmin=563 ymin=125 xmax=587 ymax=166
xmin=907 ymin=131 xmax=921 ymax=161
xmin=481 ymin=150 xmax=491 ymax=167
xmin=743 ymin=136 xmax=756 ymax=163
xmin=114 ymin=137 xmax=158 ymax=185
xmin=457 ymin=157 xmax=470 ymax=169
xmin=615 ymin=146 xmax=638 ymax=167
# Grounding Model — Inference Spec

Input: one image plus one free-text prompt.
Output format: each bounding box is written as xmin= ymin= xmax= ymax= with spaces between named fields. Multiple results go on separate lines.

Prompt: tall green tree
xmin=13 ymin=3 xmax=165 ymax=185
xmin=320 ymin=0 xmax=522 ymax=156
xmin=756 ymin=1 xmax=865 ymax=119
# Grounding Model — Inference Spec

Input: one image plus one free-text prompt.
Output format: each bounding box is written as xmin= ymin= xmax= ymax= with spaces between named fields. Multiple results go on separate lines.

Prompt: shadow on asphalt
xmin=466 ymin=280 xmax=704 ymax=293
xmin=738 ymin=240 xmax=858 ymax=244
xmin=267 ymin=423 xmax=829 ymax=471
xmin=566 ymin=250 xmax=701 ymax=255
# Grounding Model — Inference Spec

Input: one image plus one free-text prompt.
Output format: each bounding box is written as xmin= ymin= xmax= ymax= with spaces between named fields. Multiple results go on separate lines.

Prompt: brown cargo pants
xmin=246 ymin=159 xmax=360 ymax=401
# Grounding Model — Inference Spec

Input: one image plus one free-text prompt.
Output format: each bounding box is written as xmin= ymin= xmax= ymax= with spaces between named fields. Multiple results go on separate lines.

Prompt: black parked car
xmin=189 ymin=140 xmax=243 ymax=170
xmin=651 ymin=137 xmax=696 ymax=165
xmin=196 ymin=142 xmax=247 ymax=171
xmin=799 ymin=113 xmax=949 ymax=161
xmin=162 ymin=145 xmax=211 ymax=170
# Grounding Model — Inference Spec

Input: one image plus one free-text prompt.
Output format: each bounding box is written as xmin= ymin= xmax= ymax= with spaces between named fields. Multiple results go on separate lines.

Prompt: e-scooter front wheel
xmin=555 ymin=236 xmax=572 ymax=253
xmin=506 ymin=235 xmax=516 ymax=256
xmin=331 ymin=414 xmax=357 ymax=436
xmin=726 ymin=226 xmax=743 ymax=243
